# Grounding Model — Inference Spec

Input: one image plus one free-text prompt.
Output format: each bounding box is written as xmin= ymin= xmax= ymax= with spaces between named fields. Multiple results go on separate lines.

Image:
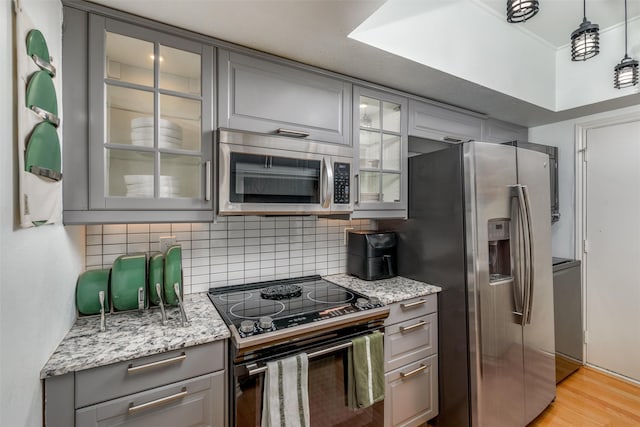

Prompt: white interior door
xmin=584 ymin=120 xmax=640 ymax=382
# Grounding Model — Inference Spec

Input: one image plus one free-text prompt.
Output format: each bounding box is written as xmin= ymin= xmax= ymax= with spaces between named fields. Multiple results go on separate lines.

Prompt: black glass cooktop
xmin=208 ymin=275 xmax=383 ymax=338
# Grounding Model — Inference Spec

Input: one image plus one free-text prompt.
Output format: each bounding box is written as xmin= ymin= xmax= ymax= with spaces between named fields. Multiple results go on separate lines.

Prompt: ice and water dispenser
xmin=488 ymin=219 xmax=511 ymax=283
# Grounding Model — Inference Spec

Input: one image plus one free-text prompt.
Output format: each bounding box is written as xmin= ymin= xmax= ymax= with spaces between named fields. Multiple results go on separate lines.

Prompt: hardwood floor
xmin=529 ymin=366 xmax=640 ymax=426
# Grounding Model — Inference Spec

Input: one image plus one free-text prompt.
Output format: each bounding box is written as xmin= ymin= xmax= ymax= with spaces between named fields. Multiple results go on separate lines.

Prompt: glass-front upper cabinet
xmin=352 ymin=87 xmax=407 ymax=218
xmin=88 ymin=16 xmax=213 ymax=211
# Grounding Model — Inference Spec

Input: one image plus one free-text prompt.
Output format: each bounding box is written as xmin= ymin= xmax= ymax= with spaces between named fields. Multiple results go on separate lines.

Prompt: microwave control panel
xmin=334 ymin=162 xmax=350 ymax=204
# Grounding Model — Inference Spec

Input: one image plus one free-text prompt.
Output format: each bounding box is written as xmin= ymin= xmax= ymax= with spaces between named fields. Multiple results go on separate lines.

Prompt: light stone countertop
xmin=323 ymin=274 xmax=441 ymax=304
xmin=40 ymin=292 xmax=229 ymax=379
xmin=41 ymin=275 xmax=440 ymax=379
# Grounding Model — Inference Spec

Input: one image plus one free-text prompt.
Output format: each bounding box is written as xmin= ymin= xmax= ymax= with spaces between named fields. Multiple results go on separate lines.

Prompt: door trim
xmin=574 ymin=111 xmax=640 ymax=371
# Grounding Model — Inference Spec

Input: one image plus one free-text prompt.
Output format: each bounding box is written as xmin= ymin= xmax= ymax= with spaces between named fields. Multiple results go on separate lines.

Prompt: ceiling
xmin=87 ymin=0 xmax=640 ymax=127
xmin=478 ymin=0 xmax=640 ymax=48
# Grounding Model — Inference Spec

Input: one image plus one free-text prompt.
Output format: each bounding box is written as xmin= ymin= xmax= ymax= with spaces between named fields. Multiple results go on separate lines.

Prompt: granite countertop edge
xmin=42 ymin=275 xmax=441 ymax=379
xmin=323 ymin=274 xmax=442 ymax=304
xmin=40 ymin=292 xmax=230 ymax=379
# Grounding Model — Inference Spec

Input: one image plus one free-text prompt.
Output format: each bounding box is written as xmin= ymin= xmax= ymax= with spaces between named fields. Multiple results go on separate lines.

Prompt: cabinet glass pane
xmin=160 ymin=153 xmax=201 ymax=198
xmin=159 ymin=45 xmax=201 ymax=95
xmin=159 ymin=94 xmax=201 ymax=152
xmin=106 ymin=85 xmax=154 ymax=146
xmin=105 ymin=32 xmax=154 ymax=87
xmin=359 ymin=96 xmax=380 ymax=130
xmin=360 ymin=171 xmax=380 ymax=202
xmin=106 ymin=149 xmax=154 ymax=197
xmin=382 ymin=101 xmax=401 ymax=133
xmin=382 ymin=173 xmax=401 ymax=203
xmin=382 ymin=134 xmax=401 ymax=171
xmin=359 ymin=130 xmax=381 ymax=169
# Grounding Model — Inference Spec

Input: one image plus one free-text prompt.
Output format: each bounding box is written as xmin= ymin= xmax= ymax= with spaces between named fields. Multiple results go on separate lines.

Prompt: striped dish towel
xmin=347 ymin=332 xmax=385 ymax=409
xmin=261 ymin=353 xmax=310 ymax=427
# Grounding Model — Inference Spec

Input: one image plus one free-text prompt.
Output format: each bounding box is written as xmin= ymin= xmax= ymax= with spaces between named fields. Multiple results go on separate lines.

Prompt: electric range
xmin=208 ymin=275 xmax=388 ymax=352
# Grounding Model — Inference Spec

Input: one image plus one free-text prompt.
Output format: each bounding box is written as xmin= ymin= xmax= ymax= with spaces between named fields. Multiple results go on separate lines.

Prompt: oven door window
xmin=235 ymin=348 xmax=384 ymax=427
xmin=230 ymin=152 xmax=321 ymax=204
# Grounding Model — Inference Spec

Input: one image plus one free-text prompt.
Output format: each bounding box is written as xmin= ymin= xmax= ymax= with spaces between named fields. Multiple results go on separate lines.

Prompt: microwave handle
xmin=321 ymin=157 xmax=334 ymax=208
xmin=205 ymin=160 xmax=211 ymax=201
xmin=354 ymin=174 xmax=359 ymax=205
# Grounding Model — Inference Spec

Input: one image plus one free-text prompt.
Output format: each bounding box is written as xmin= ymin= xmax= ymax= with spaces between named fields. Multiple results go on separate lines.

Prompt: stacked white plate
xmin=123 ymin=175 xmax=181 ymax=198
xmin=130 ymin=117 xmax=183 ymax=150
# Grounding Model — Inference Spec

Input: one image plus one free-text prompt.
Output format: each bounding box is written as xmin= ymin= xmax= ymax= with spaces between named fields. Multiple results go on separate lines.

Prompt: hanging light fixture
xmin=507 ymin=0 xmax=539 ymax=23
xmin=614 ymin=0 xmax=639 ymax=89
xmin=571 ymin=0 xmax=599 ymax=61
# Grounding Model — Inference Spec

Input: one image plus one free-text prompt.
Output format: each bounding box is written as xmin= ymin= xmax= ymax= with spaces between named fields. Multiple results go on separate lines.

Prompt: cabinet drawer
xmin=76 ymin=371 xmax=225 ymax=427
xmin=76 ymin=341 xmax=225 ymax=408
xmin=385 ymin=313 xmax=437 ymax=372
xmin=218 ymin=50 xmax=351 ymax=146
xmin=385 ymin=294 xmax=437 ymax=326
xmin=384 ymin=355 xmax=439 ymax=427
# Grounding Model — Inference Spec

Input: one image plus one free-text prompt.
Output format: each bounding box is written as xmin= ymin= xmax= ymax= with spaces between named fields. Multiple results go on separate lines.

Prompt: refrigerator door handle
xmin=510 ymin=185 xmax=526 ymax=323
xmin=513 ymin=184 xmax=533 ymax=326
xmin=521 ymin=185 xmax=535 ymax=324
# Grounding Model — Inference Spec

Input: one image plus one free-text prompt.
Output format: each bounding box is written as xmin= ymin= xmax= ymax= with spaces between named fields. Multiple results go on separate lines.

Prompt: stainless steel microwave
xmin=218 ymin=129 xmax=354 ymax=215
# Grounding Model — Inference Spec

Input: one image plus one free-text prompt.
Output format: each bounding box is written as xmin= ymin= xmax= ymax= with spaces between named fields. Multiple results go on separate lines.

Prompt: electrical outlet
xmin=343 ymin=227 xmax=354 ymax=245
xmin=159 ymin=236 xmax=177 ymax=253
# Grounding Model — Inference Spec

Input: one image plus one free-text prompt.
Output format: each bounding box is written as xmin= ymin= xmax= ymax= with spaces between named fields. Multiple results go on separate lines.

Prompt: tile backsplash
xmin=85 ymin=217 xmax=374 ymax=295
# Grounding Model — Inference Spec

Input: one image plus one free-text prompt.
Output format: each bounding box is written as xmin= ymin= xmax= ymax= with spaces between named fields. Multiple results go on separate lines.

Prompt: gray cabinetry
xmin=44 ymin=341 xmax=226 ymax=427
xmin=385 ymin=355 xmax=438 ymax=427
xmin=62 ymin=6 xmax=215 ymax=224
xmin=384 ymin=295 xmax=439 ymax=427
xmin=353 ymin=86 xmax=408 ymax=219
xmin=482 ymin=118 xmax=528 ymax=143
xmin=218 ymin=49 xmax=351 ymax=145
xmin=408 ymin=99 xmax=483 ymax=143
xmin=76 ymin=372 xmax=224 ymax=427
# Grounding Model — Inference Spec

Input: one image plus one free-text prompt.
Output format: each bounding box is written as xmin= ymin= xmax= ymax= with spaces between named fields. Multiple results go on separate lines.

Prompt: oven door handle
xmin=246 ymin=333 xmax=384 ymax=376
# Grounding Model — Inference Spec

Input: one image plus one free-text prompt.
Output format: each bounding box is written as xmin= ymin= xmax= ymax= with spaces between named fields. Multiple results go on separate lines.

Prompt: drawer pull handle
xmin=127 ymin=353 xmax=187 ymax=374
xmin=443 ymin=136 xmax=463 ymax=143
xmin=276 ymin=128 xmax=310 ymax=138
xmin=128 ymin=388 xmax=188 ymax=414
xmin=400 ymin=320 xmax=427 ymax=333
xmin=401 ymin=299 xmax=427 ymax=309
xmin=400 ymin=364 xmax=427 ymax=379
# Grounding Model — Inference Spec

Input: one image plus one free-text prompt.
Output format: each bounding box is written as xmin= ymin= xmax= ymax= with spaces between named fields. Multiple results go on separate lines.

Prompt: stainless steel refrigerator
xmin=381 ymin=142 xmax=555 ymax=427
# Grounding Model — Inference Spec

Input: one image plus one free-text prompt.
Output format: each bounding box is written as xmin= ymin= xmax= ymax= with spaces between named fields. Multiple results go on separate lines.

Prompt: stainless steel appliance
xmin=502 ymin=141 xmax=559 ymax=223
xmin=218 ymin=129 xmax=353 ymax=216
xmin=208 ymin=275 xmax=388 ymax=426
xmin=347 ymin=231 xmax=398 ymax=281
xmin=380 ymin=142 xmax=555 ymax=427
xmin=552 ymin=257 xmax=583 ymax=383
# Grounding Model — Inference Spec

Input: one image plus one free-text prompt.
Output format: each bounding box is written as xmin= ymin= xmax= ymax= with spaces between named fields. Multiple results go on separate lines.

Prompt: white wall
xmin=529 ymin=103 xmax=640 ymax=259
xmin=556 ymin=17 xmax=640 ymax=111
xmin=0 ymin=1 xmax=84 ymax=426
xmin=349 ymin=0 xmax=557 ymax=110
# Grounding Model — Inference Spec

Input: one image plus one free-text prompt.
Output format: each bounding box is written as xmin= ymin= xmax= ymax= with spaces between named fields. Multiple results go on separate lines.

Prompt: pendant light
xmin=507 ymin=0 xmax=539 ymax=23
xmin=614 ymin=0 xmax=639 ymax=89
xmin=571 ymin=0 xmax=599 ymax=61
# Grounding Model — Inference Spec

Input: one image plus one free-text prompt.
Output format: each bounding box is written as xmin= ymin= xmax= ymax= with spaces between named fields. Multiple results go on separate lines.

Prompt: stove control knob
xmin=259 ymin=316 xmax=274 ymax=330
xmin=369 ymin=297 xmax=382 ymax=307
xmin=239 ymin=320 xmax=256 ymax=334
xmin=356 ymin=298 xmax=369 ymax=308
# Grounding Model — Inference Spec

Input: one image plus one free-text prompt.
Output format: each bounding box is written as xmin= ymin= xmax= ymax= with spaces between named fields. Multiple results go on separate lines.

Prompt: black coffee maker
xmin=347 ymin=231 xmax=397 ymax=281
